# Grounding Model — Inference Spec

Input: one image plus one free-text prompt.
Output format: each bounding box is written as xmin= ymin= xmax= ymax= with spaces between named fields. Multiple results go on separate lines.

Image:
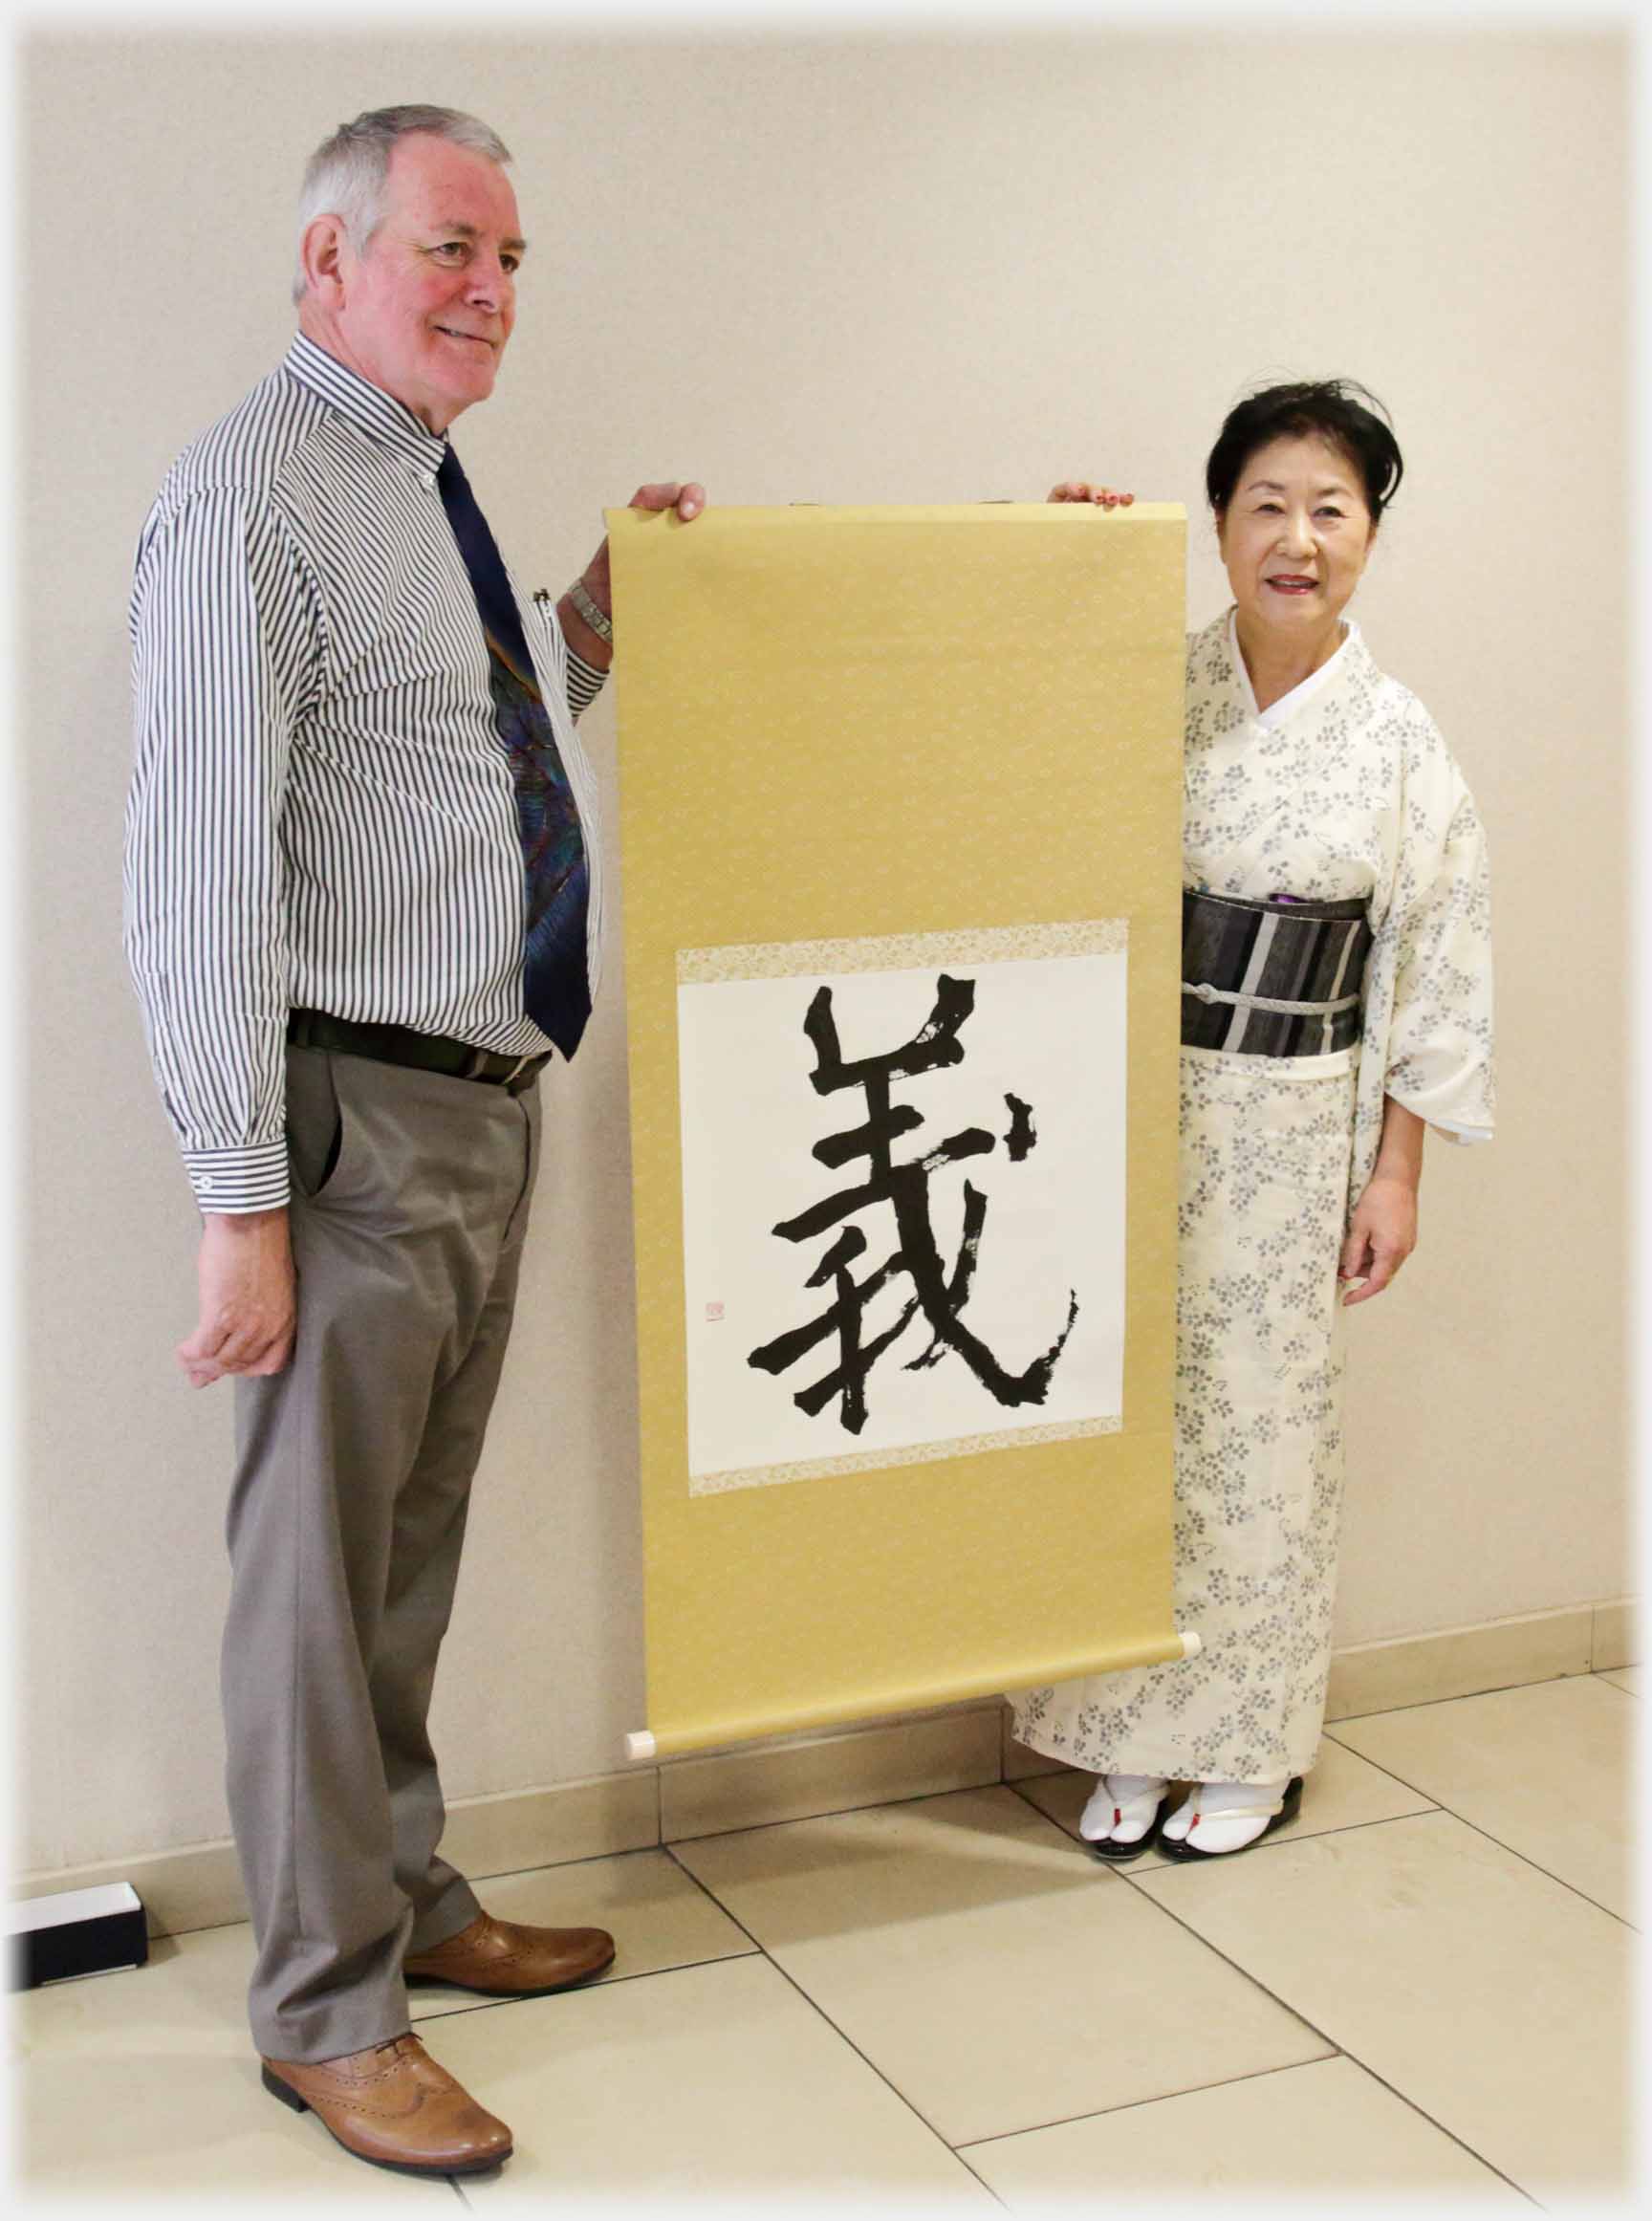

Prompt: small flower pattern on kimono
xmin=1011 ymin=611 xmax=1493 ymax=1785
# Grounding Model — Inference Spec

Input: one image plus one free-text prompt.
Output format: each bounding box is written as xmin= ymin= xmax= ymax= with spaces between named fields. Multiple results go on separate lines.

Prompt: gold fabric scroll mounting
xmin=610 ymin=503 xmax=1188 ymax=1759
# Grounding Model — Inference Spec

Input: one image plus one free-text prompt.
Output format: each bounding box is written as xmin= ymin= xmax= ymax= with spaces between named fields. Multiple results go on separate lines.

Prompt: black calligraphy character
xmin=747 ymin=974 xmax=1079 ymax=1433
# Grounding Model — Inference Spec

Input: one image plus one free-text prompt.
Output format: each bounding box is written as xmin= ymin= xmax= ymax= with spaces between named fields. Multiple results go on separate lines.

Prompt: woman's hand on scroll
xmin=1047 ymin=481 xmax=1134 ymax=507
xmin=1338 ymin=1176 xmax=1419 ymax=1306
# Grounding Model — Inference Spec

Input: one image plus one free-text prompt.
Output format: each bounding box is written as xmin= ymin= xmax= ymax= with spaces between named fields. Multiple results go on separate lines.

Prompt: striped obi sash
xmin=1181 ymin=888 xmax=1373 ymax=1058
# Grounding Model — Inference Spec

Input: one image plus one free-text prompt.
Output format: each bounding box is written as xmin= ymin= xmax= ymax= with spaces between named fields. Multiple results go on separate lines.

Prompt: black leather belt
xmin=287 ymin=1010 xmax=551 ymax=1094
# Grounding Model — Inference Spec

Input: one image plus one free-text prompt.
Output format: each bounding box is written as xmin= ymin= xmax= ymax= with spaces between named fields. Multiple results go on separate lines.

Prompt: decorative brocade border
xmin=677 ymin=917 xmax=1128 ymax=985
xmin=691 ymin=1411 xmax=1125 ymax=1495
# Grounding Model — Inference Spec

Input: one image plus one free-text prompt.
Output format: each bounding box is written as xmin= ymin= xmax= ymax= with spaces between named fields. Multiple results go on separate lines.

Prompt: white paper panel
xmin=678 ymin=930 xmax=1127 ymax=1492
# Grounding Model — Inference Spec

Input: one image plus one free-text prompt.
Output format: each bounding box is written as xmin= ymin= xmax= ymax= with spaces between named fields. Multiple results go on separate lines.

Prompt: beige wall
xmin=17 ymin=29 xmax=1627 ymax=1874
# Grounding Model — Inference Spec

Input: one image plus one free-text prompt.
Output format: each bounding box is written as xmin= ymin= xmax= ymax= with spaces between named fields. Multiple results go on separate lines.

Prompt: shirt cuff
xmin=183 ymin=1141 xmax=291 ymax=1214
xmin=566 ymin=644 xmax=608 ymax=720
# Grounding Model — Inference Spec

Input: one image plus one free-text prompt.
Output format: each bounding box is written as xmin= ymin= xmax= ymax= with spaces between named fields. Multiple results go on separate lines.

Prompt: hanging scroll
xmin=611 ymin=502 xmax=1189 ymax=1758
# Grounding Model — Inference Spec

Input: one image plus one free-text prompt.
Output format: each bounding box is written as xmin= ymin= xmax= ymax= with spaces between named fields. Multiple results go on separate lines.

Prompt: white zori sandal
xmin=1157 ymin=1776 xmax=1304 ymax=1861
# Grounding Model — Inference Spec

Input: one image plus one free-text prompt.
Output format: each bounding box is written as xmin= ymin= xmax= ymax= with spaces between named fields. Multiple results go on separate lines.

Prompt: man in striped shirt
xmin=124 ymin=105 xmax=705 ymax=2179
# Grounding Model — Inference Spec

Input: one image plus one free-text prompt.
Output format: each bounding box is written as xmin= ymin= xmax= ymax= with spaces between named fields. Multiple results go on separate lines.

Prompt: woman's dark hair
xmin=1206 ymin=380 xmax=1403 ymax=524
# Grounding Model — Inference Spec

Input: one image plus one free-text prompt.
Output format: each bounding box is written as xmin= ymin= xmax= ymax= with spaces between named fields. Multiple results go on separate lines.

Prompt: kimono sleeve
xmin=1380 ymin=714 xmax=1494 ymax=1143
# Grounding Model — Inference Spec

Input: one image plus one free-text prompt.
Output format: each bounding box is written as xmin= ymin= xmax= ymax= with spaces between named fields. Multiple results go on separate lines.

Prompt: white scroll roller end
xmin=624 ymin=1731 xmax=658 ymax=1763
xmin=1179 ymin=1630 xmax=1204 ymax=1659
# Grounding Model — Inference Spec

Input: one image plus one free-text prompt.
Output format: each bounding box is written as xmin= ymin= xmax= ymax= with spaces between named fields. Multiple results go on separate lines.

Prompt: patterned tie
xmin=438 ymin=444 xmax=592 ymax=1059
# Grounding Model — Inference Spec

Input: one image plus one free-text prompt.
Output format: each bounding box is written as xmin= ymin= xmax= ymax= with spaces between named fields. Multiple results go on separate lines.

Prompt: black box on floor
xmin=7 ymin=1883 xmax=149 ymax=1989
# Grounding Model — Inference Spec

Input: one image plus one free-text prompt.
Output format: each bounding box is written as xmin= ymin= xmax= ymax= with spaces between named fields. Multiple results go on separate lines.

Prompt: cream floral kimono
xmin=1011 ymin=611 xmax=1494 ymax=1785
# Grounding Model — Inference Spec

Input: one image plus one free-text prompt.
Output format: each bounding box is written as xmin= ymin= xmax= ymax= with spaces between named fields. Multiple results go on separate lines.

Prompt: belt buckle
xmin=500 ymin=1052 xmax=536 ymax=1086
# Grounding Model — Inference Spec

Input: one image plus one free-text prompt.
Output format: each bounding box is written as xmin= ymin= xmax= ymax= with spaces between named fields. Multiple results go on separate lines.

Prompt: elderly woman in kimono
xmin=1010 ymin=381 xmax=1494 ymax=1859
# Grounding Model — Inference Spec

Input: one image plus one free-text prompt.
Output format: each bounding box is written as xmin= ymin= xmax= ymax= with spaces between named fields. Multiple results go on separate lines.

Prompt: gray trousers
xmin=226 ymin=1044 xmax=541 ymax=2062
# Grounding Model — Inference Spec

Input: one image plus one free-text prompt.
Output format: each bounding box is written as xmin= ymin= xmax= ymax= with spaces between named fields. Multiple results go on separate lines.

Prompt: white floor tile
xmin=1133 ymin=1809 xmax=1630 ymax=2200
xmin=1328 ymin=1674 xmax=1632 ymax=1918
xmin=674 ymin=1785 xmax=1331 ymax=2145
xmin=431 ymin=1955 xmax=993 ymax=2204
xmin=962 ymin=2055 xmax=1527 ymax=2205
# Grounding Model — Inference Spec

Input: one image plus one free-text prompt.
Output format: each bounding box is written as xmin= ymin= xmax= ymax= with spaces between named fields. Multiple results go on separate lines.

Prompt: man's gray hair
xmin=293 ymin=104 xmax=512 ymax=304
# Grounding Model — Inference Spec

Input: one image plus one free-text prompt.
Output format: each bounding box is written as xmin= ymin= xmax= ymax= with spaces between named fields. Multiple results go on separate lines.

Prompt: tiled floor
xmin=12 ymin=1671 xmax=1636 ymax=2209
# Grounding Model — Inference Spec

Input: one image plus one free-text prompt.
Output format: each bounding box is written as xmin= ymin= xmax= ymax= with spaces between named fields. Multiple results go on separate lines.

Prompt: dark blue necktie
xmin=438 ymin=444 xmax=592 ymax=1060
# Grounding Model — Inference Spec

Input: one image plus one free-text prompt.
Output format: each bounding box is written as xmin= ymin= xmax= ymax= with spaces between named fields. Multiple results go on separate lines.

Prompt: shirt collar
xmin=282 ymin=332 xmax=448 ymax=474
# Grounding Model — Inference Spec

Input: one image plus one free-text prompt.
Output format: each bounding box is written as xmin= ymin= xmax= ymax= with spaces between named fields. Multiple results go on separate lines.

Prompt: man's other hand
xmin=179 ymin=1209 xmax=297 ymax=1387
xmin=567 ymin=483 xmax=708 ymax=664
xmin=624 ymin=481 xmax=706 ymax=522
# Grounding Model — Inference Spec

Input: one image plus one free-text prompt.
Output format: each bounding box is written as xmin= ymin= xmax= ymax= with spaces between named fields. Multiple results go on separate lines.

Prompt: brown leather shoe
xmin=403 ymin=1909 xmax=616 ymax=1996
xmin=261 ymin=2032 xmax=512 ymax=2177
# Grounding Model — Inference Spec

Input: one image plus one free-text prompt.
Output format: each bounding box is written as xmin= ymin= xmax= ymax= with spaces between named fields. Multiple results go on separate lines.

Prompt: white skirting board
xmin=11 ymin=1598 xmax=1633 ymax=1942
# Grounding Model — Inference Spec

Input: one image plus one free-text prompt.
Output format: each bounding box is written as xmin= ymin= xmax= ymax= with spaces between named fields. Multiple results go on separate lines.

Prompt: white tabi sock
xmin=1160 ymin=1775 xmax=1289 ymax=1854
xmin=1078 ymin=1773 xmax=1168 ymax=1843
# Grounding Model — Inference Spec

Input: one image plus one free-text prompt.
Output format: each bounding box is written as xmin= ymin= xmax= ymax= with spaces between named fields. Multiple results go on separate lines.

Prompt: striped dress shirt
xmin=124 ymin=333 xmax=608 ymax=1215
